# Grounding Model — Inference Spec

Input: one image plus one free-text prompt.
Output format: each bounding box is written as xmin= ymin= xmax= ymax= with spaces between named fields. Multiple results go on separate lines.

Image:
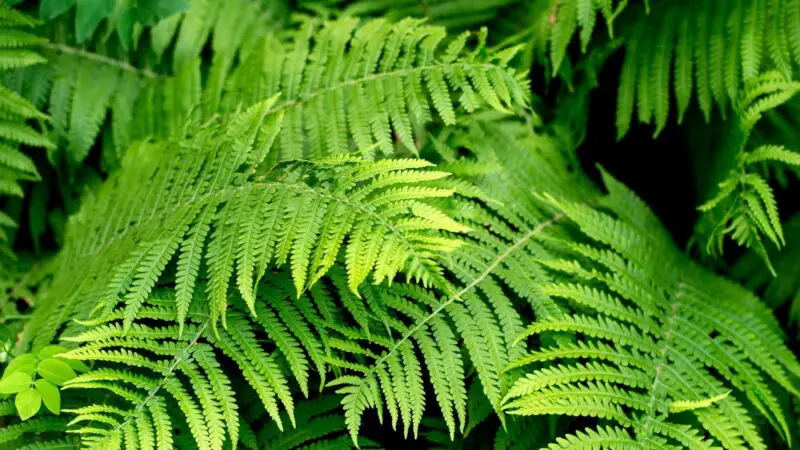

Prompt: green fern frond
xmin=25 ymin=97 xmax=468 ymax=343
xmin=337 ymin=0 xmax=520 ymax=30
xmin=1 ymin=0 xmax=289 ymax=171
xmin=695 ymin=71 xmax=800 ymax=266
xmin=547 ymin=0 xmax=800 ymax=138
xmin=312 ymin=118 xmax=594 ymax=444
xmin=505 ymin=171 xmax=800 ymax=449
xmin=0 ymin=4 xmax=51 ymax=254
xmin=613 ymin=0 xmax=800 ymax=137
xmin=221 ymin=17 xmax=529 ymax=158
xmin=731 ymin=212 xmax=800 ymax=327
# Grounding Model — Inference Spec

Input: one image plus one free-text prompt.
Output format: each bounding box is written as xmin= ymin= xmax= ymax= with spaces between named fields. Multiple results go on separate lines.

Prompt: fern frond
xmin=21 ymin=97 xmax=468 ymax=345
xmin=308 ymin=117 xmax=594 ymax=444
xmin=221 ymin=17 xmax=529 ymax=158
xmin=695 ymin=71 xmax=800 ymax=265
xmin=339 ymin=0 xmax=520 ymax=30
xmin=505 ymin=171 xmax=800 ymax=449
xmin=555 ymin=0 xmax=800 ymax=137
xmin=0 ymin=4 xmax=51 ymax=254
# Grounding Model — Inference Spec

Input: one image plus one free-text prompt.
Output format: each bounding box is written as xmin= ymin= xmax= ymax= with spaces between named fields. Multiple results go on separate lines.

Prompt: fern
xmin=328 ymin=0 xmax=521 ymax=29
xmin=0 ymin=4 xmax=51 ymax=255
xmin=24 ymin=96 xmax=472 ymax=343
xmin=695 ymin=71 xmax=800 ymax=268
xmin=732 ymin=212 xmax=800 ymax=326
xmin=614 ymin=0 xmax=800 ymax=137
xmin=38 ymin=0 xmax=189 ymax=48
xmin=504 ymin=170 xmax=800 ymax=449
xmin=2 ymin=0 xmax=289 ymax=171
xmin=541 ymin=0 xmax=800 ymax=138
xmin=220 ymin=17 xmax=529 ymax=158
xmin=3 ymin=2 xmax=800 ymax=450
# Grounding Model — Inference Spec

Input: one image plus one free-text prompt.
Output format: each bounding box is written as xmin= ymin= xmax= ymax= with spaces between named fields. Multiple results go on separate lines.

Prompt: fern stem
xmin=265 ymin=62 xmax=514 ymax=116
xmin=103 ymin=319 xmax=209 ymax=437
xmin=638 ymin=282 xmax=684 ymax=439
xmin=38 ymin=42 xmax=162 ymax=80
xmin=371 ymin=213 xmax=565 ymax=370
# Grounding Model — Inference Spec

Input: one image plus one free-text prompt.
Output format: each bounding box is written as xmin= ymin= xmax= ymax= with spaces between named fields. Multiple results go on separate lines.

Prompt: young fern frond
xmin=695 ymin=71 xmax=800 ymax=269
xmin=0 ymin=4 xmax=52 ymax=254
xmin=504 ymin=170 xmax=800 ymax=449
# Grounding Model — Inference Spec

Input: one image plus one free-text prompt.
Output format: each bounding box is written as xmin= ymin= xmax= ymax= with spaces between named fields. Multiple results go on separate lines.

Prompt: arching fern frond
xmin=313 ymin=116 xmax=596 ymax=444
xmin=221 ymin=17 xmax=530 ymax=158
xmin=25 ymin=95 xmax=467 ymax=348
xmin=504 ymin=169 xmax=800 ymax=449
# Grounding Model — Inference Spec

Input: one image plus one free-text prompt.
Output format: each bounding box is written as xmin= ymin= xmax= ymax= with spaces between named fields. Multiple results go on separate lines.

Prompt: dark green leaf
xmin=40 ymin=0 xmax=77 ymax=20
xmin=116 ymin=0 xmax=188 ymax=50
xmin=75 ymin=0 xmax=115 ymax=43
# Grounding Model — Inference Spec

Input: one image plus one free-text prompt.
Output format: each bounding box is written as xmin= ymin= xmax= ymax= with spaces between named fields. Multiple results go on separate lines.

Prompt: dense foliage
xmin=1 ymin=1 xmax=799 ymax=449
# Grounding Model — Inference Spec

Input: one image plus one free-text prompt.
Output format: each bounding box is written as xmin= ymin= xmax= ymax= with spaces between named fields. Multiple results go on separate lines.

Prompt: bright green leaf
xmin=15 ymin=387 xmax=41 ymax=420
xmin=3 ymin=354 xmax=37 ymax=377
xmin=36 ymin=358 xmax=77 ymax=386
xmin=0 ymin=372 xmax=32 ymax=394
xmin=36 ymin=345 xmax=90 ymax=372
xmin=37 ymin=345 xmax=69 ymax=359
xmin=34 ymin=379 xmax=60 ymax=415
xmin=61 ymin=358 xmax=91 ymax=373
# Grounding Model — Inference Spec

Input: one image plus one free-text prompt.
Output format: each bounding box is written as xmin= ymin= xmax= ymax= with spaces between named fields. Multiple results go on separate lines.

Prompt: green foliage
xmin=219 ymin=17 xmax=530 ymax=158
xmin=732 ymin=212 xmax=800 ymax=326
xmin=2 ymin=1 xmax=800 ymax=449
xmin=545 ymin=0 xmax=800 ymax=138
xmin=0 ymin=345 xmax=87 ymax=421
xmin=505 ymin=170 xmax=800 ymax=449
xmin=326 ymin=0 xmax=522 ymax=29
xmin=39 ymin=0 xmax=189 ymax=48
xmin=695 ymin=72 xmax=800 ymax=269
xmin=0 ymin=4 xmax=51 ymax=256
xmin=615 ymin=0 xmax=800 ymax=138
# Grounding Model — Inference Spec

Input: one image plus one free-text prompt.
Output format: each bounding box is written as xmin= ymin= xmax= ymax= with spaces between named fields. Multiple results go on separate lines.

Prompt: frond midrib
xmin=263 ymin=60 xmax=520 ymax=116
xmin=368 ymin=213 xmax=564 ymax=375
